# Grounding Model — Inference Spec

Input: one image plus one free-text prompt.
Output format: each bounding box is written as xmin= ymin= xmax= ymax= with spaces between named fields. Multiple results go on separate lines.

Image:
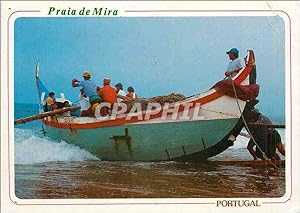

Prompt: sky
xmin=14 ymin=16 xmax=285 ymax=121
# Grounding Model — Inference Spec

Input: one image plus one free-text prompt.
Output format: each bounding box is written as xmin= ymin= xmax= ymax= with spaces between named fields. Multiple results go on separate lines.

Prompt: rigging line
xmin=229 ymin=77 xmax=285 ymax=176
xmin=200 ymin=107 xmax=240 ymax=118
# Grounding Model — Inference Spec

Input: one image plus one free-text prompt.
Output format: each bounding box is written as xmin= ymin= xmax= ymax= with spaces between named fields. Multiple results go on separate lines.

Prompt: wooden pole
xmin=248 ymin=122 xmax=285 ymax=129
xmin=14 ymin=106 xmax=81 ymax=125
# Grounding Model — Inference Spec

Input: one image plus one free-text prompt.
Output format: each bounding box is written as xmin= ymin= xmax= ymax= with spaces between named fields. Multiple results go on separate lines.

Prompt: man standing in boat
xmin=72 ymin=71 xmax=101 ymax=116
xmin=225 ymin=48 xmax=245 ymax=78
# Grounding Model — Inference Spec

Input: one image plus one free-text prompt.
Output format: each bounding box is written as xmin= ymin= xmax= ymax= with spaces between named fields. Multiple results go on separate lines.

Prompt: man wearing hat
xmin=72 ymin=71 xmax=101 ymax=116
xmin=225 ymin=48 xmax=245 ymax=78
xmin=97 ymin=78 xmax=117 ymax=116
xmin=98 ymin=78 xmax=117 ymax=104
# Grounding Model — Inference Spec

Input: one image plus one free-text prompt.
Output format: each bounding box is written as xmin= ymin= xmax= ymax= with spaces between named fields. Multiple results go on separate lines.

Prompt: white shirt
xmin=62 ymin=110 xmax=71 ymax=117
xmin=226 ymin=58 xmax=245 ymax=77
xmin=79 ymin=93 xmax=91 ymax=111
xmin=117 ymin=90 xmax=126 ymax=102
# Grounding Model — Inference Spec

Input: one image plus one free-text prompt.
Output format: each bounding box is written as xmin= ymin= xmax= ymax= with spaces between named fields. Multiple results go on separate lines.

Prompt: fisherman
xmin=246 ymin=109 xmax=285 ymax=160
xmin=72 ymin=71 xmax=101 ymax=117
xmin=225 ymin=48 xmax=245 ymax=78
xmin=78 ymin=89 xmax=91 ymax=117
xmin=62 ymin=101 xmax=71 ymax=117
xmin=97 ymin=78 xmax=117 ymax=116
xmin=98 ymin=78 xmax=117 ymax=104
xmin=45 ymin=92 xmax=57 ymax=111
xmin=115 ymin=83 xmax=126 ymax=102
xmin=127 ymin=86 xmax=137 ymax=99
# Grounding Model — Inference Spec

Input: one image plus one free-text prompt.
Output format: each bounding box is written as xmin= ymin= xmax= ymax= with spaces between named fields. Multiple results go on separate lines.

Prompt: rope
xmin=200 ymin=107 xmax=240 ymax=118
xmin=229 ymin=77 xmax=285 ymax=175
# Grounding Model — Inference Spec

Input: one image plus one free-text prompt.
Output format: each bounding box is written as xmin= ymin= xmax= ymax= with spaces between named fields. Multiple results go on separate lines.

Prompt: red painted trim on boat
xmin=43 ymin=57 xmax=254 ymax=129
xmin=42 ymin=89 xmax=224 ymax=129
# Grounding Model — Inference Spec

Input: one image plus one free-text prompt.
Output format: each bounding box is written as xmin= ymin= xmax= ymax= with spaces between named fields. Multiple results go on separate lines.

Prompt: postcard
xmin=1 ymin=1 xmax=299 ymax=213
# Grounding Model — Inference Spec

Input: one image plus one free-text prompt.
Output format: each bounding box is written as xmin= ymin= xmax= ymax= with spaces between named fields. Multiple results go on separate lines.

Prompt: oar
xmin=14 ymin=106 xmax=81 ymax=125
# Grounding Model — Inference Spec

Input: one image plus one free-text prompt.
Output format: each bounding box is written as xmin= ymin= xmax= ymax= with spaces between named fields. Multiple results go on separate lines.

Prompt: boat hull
xmin=43 ymin=118 xmax=239 ymax=161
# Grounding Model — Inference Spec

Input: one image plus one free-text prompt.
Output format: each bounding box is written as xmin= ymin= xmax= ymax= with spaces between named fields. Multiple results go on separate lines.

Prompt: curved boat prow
xmin=246 ymin=50 xmax=255 ymax=67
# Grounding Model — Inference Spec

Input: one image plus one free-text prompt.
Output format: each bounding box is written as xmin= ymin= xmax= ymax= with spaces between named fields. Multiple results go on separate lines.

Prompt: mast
xmin=35 ymin=60 xmax=50 ymax=105
xmin=35 ymin=60 xmax=42 ymax=103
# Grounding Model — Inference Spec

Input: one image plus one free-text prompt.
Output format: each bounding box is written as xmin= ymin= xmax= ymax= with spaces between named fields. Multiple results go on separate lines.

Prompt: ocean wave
xmin=14 ymin=128 xmax=99 ymax=165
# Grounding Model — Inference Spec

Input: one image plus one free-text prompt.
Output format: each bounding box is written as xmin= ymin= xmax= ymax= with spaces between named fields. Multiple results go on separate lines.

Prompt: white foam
xmin=14 ymin=128 xmax=99 ymax=165
xmin=231 ymin=134 xmax=249 ymax=149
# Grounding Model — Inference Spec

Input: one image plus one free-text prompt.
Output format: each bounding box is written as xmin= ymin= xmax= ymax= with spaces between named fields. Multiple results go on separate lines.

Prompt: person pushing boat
xmin=72 ymin=71 xmax=101 ymax=116
xmin=246 ymin=109 xmax=285 ymax=160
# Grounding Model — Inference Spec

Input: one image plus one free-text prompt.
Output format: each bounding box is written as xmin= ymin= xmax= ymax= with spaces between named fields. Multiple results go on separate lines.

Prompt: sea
xmin=14 ymin=103 xmax=285 ymax=199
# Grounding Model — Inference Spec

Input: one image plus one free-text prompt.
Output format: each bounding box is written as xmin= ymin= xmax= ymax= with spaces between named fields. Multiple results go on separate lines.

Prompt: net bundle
xmin=123 ymin=93 xmax=186 ymax=112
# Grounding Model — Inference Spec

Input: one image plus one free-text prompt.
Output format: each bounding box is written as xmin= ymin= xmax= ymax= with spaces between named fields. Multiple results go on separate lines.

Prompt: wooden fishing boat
xmin=36 ymin=50 xmax=258 ymax=161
